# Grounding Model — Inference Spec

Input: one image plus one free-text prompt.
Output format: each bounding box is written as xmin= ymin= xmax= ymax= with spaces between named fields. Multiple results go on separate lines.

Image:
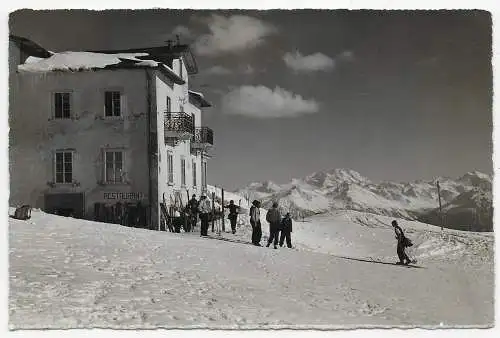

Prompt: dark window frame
xmin=104 ymin=150 xmax=124 ymax=183
xmin=104 ymin=91 xmax=122 ymax=117
xmin=54 ymin=151 xmax=73 ymax=183
xmin=54 ymin=92 xmax=71 ymax=119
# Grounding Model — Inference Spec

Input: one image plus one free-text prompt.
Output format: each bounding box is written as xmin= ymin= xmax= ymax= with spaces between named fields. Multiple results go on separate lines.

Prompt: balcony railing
xmin=164 ymin=112 xmax=194 ymax=140
xmin=191 ymin=127 xmax=214 ymax=150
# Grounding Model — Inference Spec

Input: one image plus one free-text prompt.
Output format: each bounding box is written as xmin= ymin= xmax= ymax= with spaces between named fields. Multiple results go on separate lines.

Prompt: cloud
xmin=283 ymin=50 xmax=336 ymax=72
xmin=201 ymin=64 xmax=259 ymax=77
xmin=339 ymin=50 xmax=354 ymax=61
xmin=193 ymin=14 xmax=277 ymax=56
xmin=204 ymin=65 xmax=233 ymax=75
xmin=221 ymin=85 xmax=319 ymax=118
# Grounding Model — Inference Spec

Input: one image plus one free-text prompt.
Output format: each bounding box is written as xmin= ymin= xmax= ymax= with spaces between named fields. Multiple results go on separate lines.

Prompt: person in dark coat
xmin=391 ymin=220 xmax=412 ymax=265
xmin=224 ymin=200 xmax=240 ymax=234
xmin=250 ymin=200 xmax=262 ymax=246
xmin=187 ymin=194 xmax=199 ymax=228
xmin=266 ymin=202 xmax=281 ymax=249
xmin=279 ymin=212 xmax=293 ymax=248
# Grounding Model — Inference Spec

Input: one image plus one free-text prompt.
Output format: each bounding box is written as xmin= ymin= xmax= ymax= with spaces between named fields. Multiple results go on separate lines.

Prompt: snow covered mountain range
xmin=235 ymin=169 xmax=493 ymax=232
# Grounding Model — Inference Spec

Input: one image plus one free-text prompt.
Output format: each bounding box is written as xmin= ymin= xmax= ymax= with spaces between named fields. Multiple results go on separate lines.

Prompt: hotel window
xmin=181 ymin=157 xmax=186 ymax=186
xmin=166 ymin=96 xmax=171 ymax=112
xmin=104 ymin=150 xmax=124 ymax=183
xmin=201 ymin=161 xmax=207 ymax=189
xmin=167 ymin=152 xmax=174 ymax=184
xmin=54 ymin=92 xmax=71 ymax=119
xmin=54 ymin=151 xmax=73 ymax=183
xmin=104 ymin=91 xmax=121 ymax=117
xmin=192 ymin=161 xmax=197 ymax=187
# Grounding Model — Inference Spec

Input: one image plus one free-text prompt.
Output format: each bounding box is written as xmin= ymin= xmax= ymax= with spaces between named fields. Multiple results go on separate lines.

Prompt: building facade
xmin=9 ymin=36 xmax=213 ymax=229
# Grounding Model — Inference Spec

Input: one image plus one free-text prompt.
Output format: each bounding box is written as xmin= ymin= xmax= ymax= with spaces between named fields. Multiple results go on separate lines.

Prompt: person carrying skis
xmin=198 ymin=195 xmax=211 ymax=237
xmin=224 ymin=200 xmax=240 ymax=234
xmin=250 ymin=200 xmax=262 ymax=246
xmin=279 ymin=212 xmax=293 ymax=248
xmin=391 ymin=220 xmax=413 ymax=265
xmin=266 ymin=202 xmax=281 ymax=249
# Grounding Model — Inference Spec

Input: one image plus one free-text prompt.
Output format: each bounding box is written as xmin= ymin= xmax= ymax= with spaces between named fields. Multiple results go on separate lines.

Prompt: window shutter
xmin=105 ymin=92 xmax=112 ymax=116
xmin=62 ymin=93 xmax=70 ymax=118
xmin=113 ymin=92 xmax=121 ymax=116
xmin=120 ymin=93 xmax=126 ymax=117
xmin=54 ymin=93 xmax=62 ymax=118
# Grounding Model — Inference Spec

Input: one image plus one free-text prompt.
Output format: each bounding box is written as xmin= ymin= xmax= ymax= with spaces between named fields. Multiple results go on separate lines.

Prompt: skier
xmin=266 ymin=202 xmax=281 ymax=249
xmin=250 ymin=200 xmax=262 ymax=246
xmin=279 ymin=212 xmax=293 ymax=248
xmin=198 ymin=194 xmax=211 ymax=237
xmin=391 ymin=220 xmax=412 ymax=265
xmin=224 ymin=200 xmax=240 ymax=234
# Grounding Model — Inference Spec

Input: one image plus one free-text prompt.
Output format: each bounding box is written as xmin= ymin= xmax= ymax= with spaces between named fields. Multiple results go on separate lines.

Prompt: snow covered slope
xmin=236 ymin=169 xmax=493 ymax=231
xmin=9 ymin=208 xmax=493 ymax=329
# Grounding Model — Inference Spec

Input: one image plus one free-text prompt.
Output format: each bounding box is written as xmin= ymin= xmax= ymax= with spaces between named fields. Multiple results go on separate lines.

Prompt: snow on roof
xmin=24 ymin=56 xmax=46 ymax=64
xmin=188 ymin=90 xmax=204 ymax=98
xmin=17 ymin=51 xmax=185 ymax=85
xmin=188 ymin=90 xmax=212 ymax=108
xmin=18 ymin=51 xmax=154 ymax=72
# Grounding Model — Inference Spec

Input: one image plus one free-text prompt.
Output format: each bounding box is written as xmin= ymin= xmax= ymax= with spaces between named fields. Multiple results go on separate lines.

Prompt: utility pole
xmin=437 ymin=181 xmax=443 ymax=231
xmin=211 ymin=191 xmax=215 ymax=233
xmin=221 ymin=188 xmax=225 ymax=233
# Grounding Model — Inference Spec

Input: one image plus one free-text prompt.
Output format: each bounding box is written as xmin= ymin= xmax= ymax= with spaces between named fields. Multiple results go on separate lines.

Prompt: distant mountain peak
xmin=235 ymin=168 xmax=492 ymax=231
xmin=305 ymin=168 xmax=370 ymax=188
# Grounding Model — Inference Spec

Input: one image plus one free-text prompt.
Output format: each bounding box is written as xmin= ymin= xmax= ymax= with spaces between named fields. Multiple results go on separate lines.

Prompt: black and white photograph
xmin=5 ymin=2 xmax=496 ymax=332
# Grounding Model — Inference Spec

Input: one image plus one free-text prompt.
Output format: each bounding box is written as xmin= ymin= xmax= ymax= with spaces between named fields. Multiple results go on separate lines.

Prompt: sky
xmin=9 ymin=9 xmax=493 ymax=190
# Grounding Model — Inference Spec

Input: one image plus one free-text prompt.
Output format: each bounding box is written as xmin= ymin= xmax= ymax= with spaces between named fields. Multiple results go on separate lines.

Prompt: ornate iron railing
xmin=191 ymin=127 xmax=214 ymax=148
xmin=164 ymin=112 xmax=194 ymax=136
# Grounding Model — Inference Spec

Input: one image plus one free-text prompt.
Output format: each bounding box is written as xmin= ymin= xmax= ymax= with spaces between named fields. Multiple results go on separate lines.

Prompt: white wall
xmin=155 ymin=58 xmax=205 ymax=210
xmin=9 ymin=69 xmax=149 ymax=217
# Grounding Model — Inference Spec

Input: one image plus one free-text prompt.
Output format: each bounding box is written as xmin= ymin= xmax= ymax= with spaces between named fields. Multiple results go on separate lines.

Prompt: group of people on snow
xmin=185 ymin=194 xmax=294 ymax=248
xmin=185 ymin=194 xmax=212 ymax=236
xmin=250 ymin=200 xmax=293 ymax=249
xmin=186 ymin=194 xmax=238 ymax=236
xmin=184 ymin=194 xmax=412 ymax=263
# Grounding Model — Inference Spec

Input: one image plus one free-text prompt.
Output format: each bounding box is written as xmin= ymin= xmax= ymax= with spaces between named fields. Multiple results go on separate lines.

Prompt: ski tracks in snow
xmin=9 ymin=210 xmax=494 ymax=328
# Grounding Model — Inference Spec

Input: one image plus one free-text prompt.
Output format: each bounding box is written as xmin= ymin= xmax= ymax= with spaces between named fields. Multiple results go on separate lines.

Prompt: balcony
xmin=191 ymin=127 xmax=214 ymax=151
xmin=164 ymin=112 xmax=194 ymax=141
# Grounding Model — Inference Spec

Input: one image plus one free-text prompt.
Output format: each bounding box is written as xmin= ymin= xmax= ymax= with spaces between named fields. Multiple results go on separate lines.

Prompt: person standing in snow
xmin=198 ymin=195 xmax=211 ymax=237
xmin=279 ymin=212 xmax=293 ymax=248
xmin=187 ymin=194 xmax=199 ymax=228
xmin=266 ymin=202 xmax=281 ymax=249
xmin=250 ymin=200 xmax=262 ymax=246
xmin=224 ymin=200 xmax=240 ymax=234
xmin=391 ymin=220 xmax=412 ymax=265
